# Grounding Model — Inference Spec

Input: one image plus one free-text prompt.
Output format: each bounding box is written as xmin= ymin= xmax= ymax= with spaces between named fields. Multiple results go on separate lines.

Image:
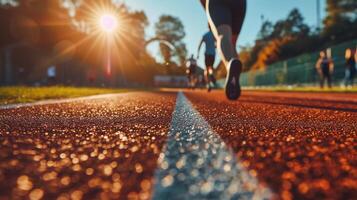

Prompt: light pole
xmin=316 ymin=0 xmax=321 ymax=31
xmin=99 ymin=14 xmax=117 ymax=84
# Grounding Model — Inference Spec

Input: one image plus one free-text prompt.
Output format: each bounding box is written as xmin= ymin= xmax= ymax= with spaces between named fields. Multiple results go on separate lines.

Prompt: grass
xmin=244 ymin=86 xmax=357 ymax=93
xmin=0 ymin=86 xmax=130 ymax=105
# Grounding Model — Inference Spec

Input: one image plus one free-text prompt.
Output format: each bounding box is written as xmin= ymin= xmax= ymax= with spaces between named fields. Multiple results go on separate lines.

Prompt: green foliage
xmin=241 ymin=2 xmax=357 ymax=72
xmin=0 ymin=0 xmax=71 ymax=47
xmin=323 ymin=0 xmax=357 ymax=43
xmin=324 ymin=0 xmax=357 ymax=27
xmin=155 ymin=15 xmax=187 ymax=66
xmin=257 ymin=21 xmax=273 ymax=40
xmin=241 ymin=9 xmax=312 ymax=70
xmin=270 ymin=8 xmax=310 ymax=39
xmin=0 ymin=0 xmax=181 ymax=87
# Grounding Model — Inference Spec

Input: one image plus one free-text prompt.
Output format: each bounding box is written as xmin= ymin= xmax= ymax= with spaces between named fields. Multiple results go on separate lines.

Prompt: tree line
xmin=0 ymin=0 xmax=188 ymax=86
xmin=239 ymin=0 xmax=357 ymax=71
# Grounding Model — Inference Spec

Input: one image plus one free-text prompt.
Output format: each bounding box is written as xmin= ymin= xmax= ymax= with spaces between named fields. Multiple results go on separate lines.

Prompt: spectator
xmin=344 ymin=48 xmax=356 ymax=88
xmin=316 ymin=51 xmax=334 ymax=89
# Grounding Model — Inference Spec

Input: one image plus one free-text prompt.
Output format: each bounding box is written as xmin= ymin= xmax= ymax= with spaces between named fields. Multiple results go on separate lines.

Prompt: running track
xmin=0 ymin=90 xmax=356 ymax=200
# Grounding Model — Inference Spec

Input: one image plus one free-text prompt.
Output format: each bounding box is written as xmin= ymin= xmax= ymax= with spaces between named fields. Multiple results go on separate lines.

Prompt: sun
xmin=99 ymin=13 xmax=118 ymax=33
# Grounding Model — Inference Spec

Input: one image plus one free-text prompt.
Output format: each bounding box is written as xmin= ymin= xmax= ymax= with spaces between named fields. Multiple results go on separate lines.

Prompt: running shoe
xmin=225 ymin=59 xmax=242 ymax=100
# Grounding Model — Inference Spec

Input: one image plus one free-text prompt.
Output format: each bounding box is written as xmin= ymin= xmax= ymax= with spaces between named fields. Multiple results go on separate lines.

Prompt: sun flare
xmin=99 ymin=14 xmax=118 ymax=33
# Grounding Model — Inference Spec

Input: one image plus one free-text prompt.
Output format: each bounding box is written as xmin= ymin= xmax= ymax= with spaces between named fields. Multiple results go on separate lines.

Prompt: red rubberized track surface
xmin=0 ymin=92 xmax=176 ymax=200
xmin=185 ymin=90 xmax=357 ymax=200
xmin=0 ymin=90 xmax=356 ymax=200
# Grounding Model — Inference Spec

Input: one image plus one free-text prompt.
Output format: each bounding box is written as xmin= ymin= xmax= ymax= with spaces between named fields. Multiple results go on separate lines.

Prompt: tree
xmin=239 ymin=45 xmax=253 ymax=71
xmin=240 ymin=8 xmax=311 ymax=70
xmin=0 ymin=0 xmax=77 ymax=85
xmin=323 ymin=0 xmax=357 ymax=42
xmin=270 ymin=9 xmax=310 ymax=39
xmin=155 ymin=15 xmax=187 ymax=66
xmin=324 ymin=0 xmax=357 ymax=26
xmin=257 ymin=20 xmax=273 ymax=41
xmin=0 ymin=0 xmax=166 ymax=86
xmin=175 ymin=42 xmax=188 ymax=67
xmin=238 ymin=2 xmax=356 ymax=73
xmin=61 ymin=0 xmax=165 ymax=85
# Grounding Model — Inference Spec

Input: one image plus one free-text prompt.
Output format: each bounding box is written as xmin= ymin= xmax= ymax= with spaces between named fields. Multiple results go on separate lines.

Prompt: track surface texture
xmin=0 ymin=90 xmax=356 ymax=200
xmin=0 ymin=92 xmax=176 ymax=200
xmin=184 ymin=90 xmax=357 ymax=200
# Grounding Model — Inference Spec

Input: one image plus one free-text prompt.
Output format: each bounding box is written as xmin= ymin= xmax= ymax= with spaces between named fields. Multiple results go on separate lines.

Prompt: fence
xmin=240 ymin=39 xmax=357 ymax=87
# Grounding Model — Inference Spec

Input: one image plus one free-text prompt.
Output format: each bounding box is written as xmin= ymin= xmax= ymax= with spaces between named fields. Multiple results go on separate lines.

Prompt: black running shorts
xmin=207 ymin=0 xmax=246 ymax=35
xmin=189 ymin=66 xmax=197 ymax=75
xmin=205 ymin=54 xmax=215 ymax=67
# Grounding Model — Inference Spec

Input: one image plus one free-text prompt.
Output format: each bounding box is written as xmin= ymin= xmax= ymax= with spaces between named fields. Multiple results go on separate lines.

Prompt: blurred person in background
xmin=197 ymin=28 xmax=217 ymax=92
xmin=186 ymin=54 xmax=198 ymax=89
xmin=344 ymin=48 xmax=356 ymax=88
xmin=316 ymin=50 xmax=334 ymax=89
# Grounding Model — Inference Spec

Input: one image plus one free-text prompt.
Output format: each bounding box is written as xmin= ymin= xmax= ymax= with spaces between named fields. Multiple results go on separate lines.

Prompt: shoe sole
xmin=225 ymin=60 xmax=242 ymax=100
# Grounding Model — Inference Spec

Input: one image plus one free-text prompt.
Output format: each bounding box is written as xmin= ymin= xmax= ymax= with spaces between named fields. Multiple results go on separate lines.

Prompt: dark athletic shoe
xmin=225 ymin=59 xmax=242 ymax=100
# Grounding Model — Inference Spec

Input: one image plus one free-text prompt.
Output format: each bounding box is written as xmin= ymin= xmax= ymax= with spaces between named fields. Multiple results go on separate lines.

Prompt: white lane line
xmin=0 ymin=93 xmax=124 ymax=110
xmin=153 ymin=92 xmax=272 ymax=200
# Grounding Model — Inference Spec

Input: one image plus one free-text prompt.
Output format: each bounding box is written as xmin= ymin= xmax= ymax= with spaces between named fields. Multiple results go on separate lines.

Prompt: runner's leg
xmin=205 ymin=54 xmax=215 ymax=85
xmin=327 ymin=74 xmax=332 ymax=88
xmin=206 ymin=0 xmax=234 ymax=67
xmin=231 ymin=0 xmax=246 ymax=50
xmin=206 ymin=0 xmax=246 ymax=100
xmin=205 ymin=55 xmax=211 ymax=89
xmin=206 ymin=0 xmax=246 ymax=67
xmin=320 ymin=75 xmax=324 ymax=88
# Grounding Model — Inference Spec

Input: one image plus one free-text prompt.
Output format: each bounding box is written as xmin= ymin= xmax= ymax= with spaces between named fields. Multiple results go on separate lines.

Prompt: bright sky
xmin=123 ymin=0 xmax=326 ymax=66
